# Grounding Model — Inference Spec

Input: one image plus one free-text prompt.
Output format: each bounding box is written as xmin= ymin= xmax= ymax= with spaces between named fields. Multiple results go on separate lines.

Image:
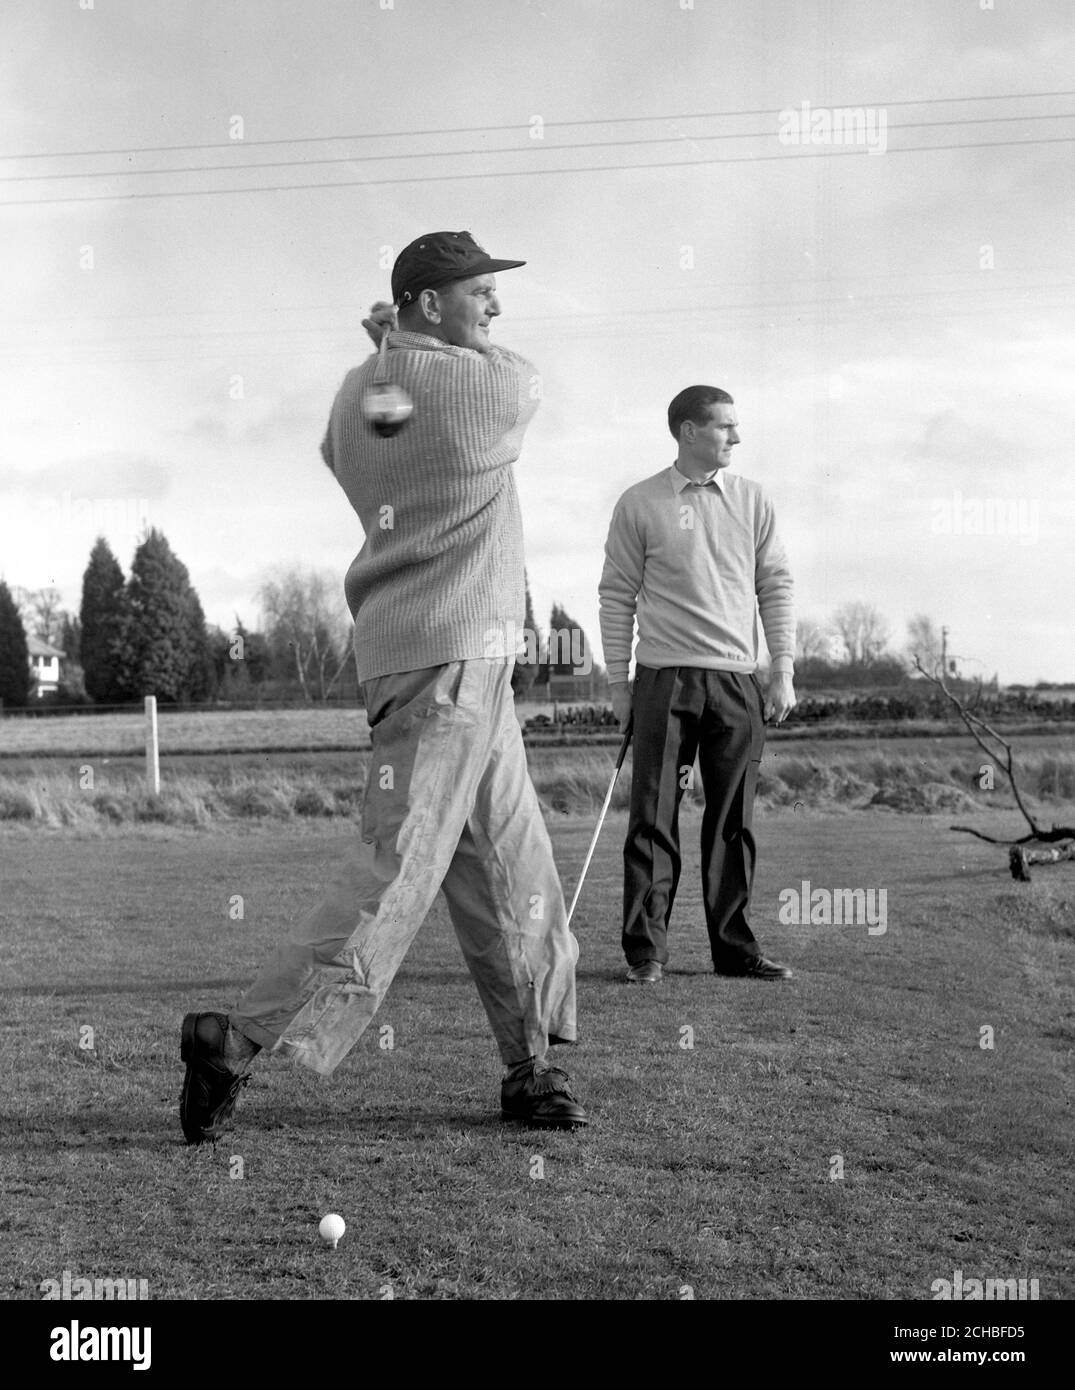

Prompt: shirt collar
xmin=386 ymin=329 xmax=482 ymax=355
xmin=670 ymin=463 xmax=725 ymax=494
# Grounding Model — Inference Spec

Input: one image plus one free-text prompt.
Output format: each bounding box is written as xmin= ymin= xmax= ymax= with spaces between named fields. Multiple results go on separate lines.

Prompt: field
xmin=3 ymin=702 xmax=1074 ymax=761
xmin=2 ymin=706 xmax=1072 ymax=1304
xmin=2 ymin=734 xmax=1073 ymax=827
xmin=0 ymin=707 xmax=374 ymax=757
xmin=2 ymin=796 xmax=1073 ymax=1301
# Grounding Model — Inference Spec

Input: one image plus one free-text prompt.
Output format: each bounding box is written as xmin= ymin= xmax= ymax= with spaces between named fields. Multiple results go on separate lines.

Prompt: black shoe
xmin=501 ymin=1061 xmax=588 ymax=1129
xmin=625 ymin=961 xmax=663 ymax=985
xmin=714 ymin=955 xmax=793 ymax=981
xmin=180 ymin=1012 xmax=250 ymax=1144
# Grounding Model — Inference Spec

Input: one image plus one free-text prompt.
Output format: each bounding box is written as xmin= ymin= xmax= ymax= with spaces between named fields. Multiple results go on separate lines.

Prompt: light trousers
xmin=230 ymin=659 xmax=578 ymax=1075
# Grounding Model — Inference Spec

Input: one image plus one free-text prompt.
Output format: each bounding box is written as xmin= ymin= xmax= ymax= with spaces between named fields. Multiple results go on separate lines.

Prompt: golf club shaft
xmin=566 ymin=717 xmax=633 ymax=928
xmin=374 ymin=327 xmax=388 ymax=381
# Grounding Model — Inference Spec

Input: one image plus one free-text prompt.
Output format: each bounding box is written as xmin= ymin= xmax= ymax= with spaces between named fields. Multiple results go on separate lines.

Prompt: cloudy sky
xmin=1 ymin=0 xmax=1072 ymax=683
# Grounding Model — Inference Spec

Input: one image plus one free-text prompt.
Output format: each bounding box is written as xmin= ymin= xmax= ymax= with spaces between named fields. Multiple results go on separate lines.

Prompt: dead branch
xmin=911 ymin=657 xmax=1074 ymax=874
xmin=949 ymin=823 xmax=1074 ymax=846
xmin=1010 ymin=843 xmax=1075 ymax=881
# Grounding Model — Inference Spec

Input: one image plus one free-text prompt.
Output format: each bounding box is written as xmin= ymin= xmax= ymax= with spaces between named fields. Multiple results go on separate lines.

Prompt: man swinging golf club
xmin=179 ymin=231 xmax=586 ymax=1141
xmin=599 ymin=384 xmax=796 ymax=985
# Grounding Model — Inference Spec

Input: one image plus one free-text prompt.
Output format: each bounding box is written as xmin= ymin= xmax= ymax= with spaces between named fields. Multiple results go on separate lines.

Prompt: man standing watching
xmin=599 ymin=385 xmax=795 ymax=985
xmin=180 ymin=231 xmax=586 ymax=1140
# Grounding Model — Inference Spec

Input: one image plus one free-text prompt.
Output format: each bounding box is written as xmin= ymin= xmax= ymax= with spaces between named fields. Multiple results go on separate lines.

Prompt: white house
xmin=27 ymin=635 xmax=65 ymax=696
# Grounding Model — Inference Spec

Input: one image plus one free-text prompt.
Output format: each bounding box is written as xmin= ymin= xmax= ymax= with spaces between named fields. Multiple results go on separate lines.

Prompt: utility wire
xmin=5 ymin=279 xmax=1070 ymax=350
xmin=2 ymin=88 xmax=1071 ymax=162
xmin=1 ymin=111 xmax=1070 ymax=185
xmin=2 ymin=134 xmax=1073 ymax=209
xmin=8 ymin=264 xmax=1072 ymax=327
xmin=2 ymin=284 xmax=1067 ymax=365
xmin=3 ymin=294 xmax=1062 ymax=370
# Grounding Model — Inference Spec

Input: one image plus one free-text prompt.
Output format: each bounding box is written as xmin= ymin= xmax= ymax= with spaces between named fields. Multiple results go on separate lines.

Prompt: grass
xmin=0 ymin=706 xmax=372 ymax=757
xmin=1 ymin=745 xmax=1072 ymax=828
xmin=1 ymin=808 xmax=1072 ymax=1300
xmin=4 ymin=703 xmax=1072 ymax=761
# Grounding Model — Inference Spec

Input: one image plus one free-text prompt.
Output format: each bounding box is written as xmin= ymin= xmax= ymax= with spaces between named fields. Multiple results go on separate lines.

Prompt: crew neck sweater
xmin=598 ymin=465 xmax=795 ymax=684
xmin=321 ymin=331 xmax=539 ymax=682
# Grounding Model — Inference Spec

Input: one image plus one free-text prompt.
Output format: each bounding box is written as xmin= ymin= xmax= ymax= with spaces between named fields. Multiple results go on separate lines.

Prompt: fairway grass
xmin=1 ymin=810 xmax=1071 ymax=1300
xmin=0 ymin=707 xmax=373 ymax=758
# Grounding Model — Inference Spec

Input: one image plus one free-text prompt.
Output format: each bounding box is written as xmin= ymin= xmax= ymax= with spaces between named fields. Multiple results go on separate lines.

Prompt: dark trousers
xmin=623 ymin=666 xmax=766 ymax=969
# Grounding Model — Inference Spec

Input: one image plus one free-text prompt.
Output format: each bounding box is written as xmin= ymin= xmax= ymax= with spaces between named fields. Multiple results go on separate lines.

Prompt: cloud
xmin=176 ymin=383 xmax=328 ymax=450
xmin=914 ymin=408 xmax=1015 ymax=469
xmin=0 ymin=452 xmax=172 ymax=501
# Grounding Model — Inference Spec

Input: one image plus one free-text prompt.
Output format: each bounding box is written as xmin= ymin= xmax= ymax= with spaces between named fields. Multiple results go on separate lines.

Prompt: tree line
xmin=0 ymin=533 xmax=1026 ymax=711
xmin=794 ymin=605 xmax=965 ymax=687
xmin=0 ymin=532 xmax=599 ymax=709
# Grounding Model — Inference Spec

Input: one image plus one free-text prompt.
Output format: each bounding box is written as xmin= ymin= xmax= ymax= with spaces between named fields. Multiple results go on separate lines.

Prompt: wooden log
xmin=1009 ymin=842 xmax=1075 ymax=881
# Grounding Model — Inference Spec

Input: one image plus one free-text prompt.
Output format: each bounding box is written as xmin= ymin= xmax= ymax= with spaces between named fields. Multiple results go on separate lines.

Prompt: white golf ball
xmin=319 ymin=1213 xmax=346 ymax=1248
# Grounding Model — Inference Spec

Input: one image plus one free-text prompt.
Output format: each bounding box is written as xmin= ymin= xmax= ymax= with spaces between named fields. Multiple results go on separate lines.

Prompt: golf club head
xmin=361 ymin=381 xmax=414 ymax=437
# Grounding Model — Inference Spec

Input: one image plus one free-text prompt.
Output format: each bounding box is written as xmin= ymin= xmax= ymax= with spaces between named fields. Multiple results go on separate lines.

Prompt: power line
xmin=2 ymin=89 xmax=1071 ymax=163
xmin=2 ymin=111 xmax=1070 ymax=186
xmin=4 ymin=294 xmax=1065 ymax=369
xmin=4 ymin=279 xmax=1070 ymax=351
xmin=2 ymin=285 xmax=1068 ymax=367
xmin=8 ymin=264 xmax=1073 ymax=327
xmin=2 ymin=134 xmax=1072 ymax=209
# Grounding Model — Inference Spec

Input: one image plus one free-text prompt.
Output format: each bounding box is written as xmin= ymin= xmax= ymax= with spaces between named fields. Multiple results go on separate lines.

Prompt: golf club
xmin=361 ymin=324 xmax=414 ymax=437
xmin=566 ymin=715 xmax=634 ymax=929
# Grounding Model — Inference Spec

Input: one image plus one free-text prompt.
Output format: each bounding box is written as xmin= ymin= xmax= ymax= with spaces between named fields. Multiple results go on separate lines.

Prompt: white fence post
xmin=144 ymin=695 xmax=160 ymax=794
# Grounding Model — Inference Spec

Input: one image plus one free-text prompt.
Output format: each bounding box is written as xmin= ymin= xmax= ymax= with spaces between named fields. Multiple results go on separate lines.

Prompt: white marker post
xmin=144 ymin=695 xmax=160 ymax=795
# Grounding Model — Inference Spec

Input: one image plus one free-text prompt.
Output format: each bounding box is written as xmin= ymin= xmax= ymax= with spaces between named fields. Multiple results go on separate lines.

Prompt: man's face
xmin=688 ymin=402 xmax=740 ymax=470
xmin=433 ymin=274 xmax=501 ymax=351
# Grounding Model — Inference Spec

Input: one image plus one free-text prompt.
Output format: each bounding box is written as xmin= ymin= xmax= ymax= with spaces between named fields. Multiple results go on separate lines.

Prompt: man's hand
xmin=763 ymin=672 xmax=796 ymax=725
xmin=610 ymin=681 xmax=633 ymax=731
xmin=362 ymin=301 xmax=398 ymax=348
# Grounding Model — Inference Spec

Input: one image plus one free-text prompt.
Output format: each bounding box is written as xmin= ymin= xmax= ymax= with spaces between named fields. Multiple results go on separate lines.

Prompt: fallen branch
xmin=1010 ymin=843 xmax=1075 ymax=882
xmin=912 ymin=657 xmax=1074 ymax=879
xmin=949 ymin=823 xmax=1075 ymax=846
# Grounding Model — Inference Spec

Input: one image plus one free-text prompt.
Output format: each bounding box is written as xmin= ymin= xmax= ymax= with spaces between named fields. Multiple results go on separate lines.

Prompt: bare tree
xmin=914 ymin=658 xmax=1074 ymax=880
xmin=9 ymin=585 xmax=33 ymax=627
xmin=832 ymin=601 xmax=890 ymax=665
xmin=795 ymin=617 xmax=832 ymax=662
xmin=905 ymin=613 xmax=943 ymax=674
xmin=30 ymin=587 xmax=65 ymax=645
xmin=258 ymin=567 xmax=352 ymax=701
xmin=6 ymin=585 xmax=65 ymax=644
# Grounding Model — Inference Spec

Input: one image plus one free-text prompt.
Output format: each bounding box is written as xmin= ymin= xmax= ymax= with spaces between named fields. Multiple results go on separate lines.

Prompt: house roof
xmin=27 ymin=635 xmax=66 ymax=658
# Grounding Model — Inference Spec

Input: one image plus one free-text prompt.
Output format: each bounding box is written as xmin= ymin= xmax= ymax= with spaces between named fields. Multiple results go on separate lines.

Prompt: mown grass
xmin=0 ymin=706 xmax=372 ymax=757
xmin=4 ymin=703 xmax=1072 ymax=761
xmin=1 ymin=810 xmax=1071 ymax=1300
xmin=1 ymin=746 xmax=1072 ymax=828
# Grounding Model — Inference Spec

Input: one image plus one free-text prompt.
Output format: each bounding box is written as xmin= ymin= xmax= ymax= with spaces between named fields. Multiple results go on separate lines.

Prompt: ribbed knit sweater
xmin=599 ymin=465 xmax=795 ymax=684
xmin=321 ymin=331 xmax=539 ymax=682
